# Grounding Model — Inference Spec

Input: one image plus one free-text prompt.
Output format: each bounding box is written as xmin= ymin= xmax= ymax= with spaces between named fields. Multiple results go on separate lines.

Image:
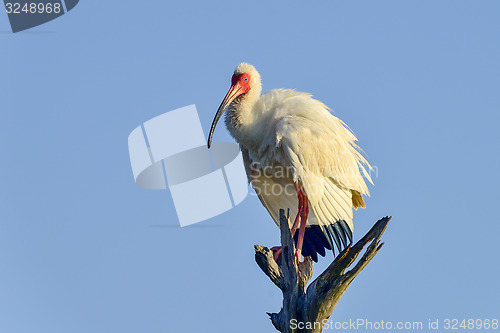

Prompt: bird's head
xmin=208 ymin=63 xmax=261 ymax=148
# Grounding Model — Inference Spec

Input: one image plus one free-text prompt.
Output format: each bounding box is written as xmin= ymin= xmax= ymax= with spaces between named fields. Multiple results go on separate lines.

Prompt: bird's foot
xmin=295 ymin=249 xmax=302 ymax=261
xmin=271 ymin=246 xmax=304 ymax=262
xmin=270 ymin=246 xmax=282 ymax=261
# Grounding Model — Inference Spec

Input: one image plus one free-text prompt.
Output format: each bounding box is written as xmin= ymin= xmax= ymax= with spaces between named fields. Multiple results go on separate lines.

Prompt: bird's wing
xmin=275 ymin=113 xmax=372 ymax=194
xmin=274 ymin=111 xmax=373 ymax=234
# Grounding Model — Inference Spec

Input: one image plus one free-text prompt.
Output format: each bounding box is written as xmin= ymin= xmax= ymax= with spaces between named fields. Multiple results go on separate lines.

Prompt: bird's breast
xmin=245 ymin=144 xmax=296 ymax=182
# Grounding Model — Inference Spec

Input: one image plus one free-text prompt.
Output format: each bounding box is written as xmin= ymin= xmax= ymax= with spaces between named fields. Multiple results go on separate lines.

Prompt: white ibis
xmin=208 ymin=63 xmax=373 ymax=262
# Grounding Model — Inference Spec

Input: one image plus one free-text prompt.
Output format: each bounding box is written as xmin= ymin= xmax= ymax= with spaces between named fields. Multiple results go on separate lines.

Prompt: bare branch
xmin=255 ymin=245 xmax=284 ymax=290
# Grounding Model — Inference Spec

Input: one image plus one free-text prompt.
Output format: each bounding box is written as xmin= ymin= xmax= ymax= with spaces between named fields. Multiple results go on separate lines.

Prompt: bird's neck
xmin=224 ymin=87 xmax=266 ymax=148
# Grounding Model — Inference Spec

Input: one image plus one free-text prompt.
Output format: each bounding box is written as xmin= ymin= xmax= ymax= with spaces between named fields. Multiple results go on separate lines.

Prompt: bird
xmin=207 ymin=63 xmax=373 ymax=262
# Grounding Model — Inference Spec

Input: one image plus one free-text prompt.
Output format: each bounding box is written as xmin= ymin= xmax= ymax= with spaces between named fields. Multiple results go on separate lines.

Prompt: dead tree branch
xmin=255 ymin=209 xmax=391 ymax=333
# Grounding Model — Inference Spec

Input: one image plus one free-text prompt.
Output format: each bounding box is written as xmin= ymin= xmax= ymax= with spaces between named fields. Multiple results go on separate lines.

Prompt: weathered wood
xmin=255 ymin=210 xmax=391 ymax=333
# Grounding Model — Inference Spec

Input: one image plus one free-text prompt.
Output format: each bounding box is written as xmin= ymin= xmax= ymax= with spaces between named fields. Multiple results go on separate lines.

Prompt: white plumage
xmin=208 ymin=63 xmax=373 ymax=261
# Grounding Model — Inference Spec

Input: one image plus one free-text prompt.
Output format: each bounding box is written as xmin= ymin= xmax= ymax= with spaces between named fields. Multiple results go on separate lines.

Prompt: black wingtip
xmin=339 ymin=220 xmax=353 ymax=244
xmin=325 ymin=220 xmax=353 ymax=253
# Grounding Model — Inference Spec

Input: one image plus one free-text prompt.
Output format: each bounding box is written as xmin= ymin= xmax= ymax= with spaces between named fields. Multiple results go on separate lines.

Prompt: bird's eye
xmin=244 ymin=77 xmax=248 ymax=82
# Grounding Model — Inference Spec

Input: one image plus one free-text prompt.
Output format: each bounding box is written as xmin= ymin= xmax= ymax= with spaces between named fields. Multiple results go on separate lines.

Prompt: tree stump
xmin=255 ymin=209 xmax=391 ymax=333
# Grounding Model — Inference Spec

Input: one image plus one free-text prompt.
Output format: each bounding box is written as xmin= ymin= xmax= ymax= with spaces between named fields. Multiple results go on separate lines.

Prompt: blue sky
xmin=1 ymin=1 xmax=499 ymax=332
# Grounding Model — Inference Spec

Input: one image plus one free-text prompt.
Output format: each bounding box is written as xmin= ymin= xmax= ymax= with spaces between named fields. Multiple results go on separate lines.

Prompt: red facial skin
xmin=231 ymin=73 xmax=251 ymax=93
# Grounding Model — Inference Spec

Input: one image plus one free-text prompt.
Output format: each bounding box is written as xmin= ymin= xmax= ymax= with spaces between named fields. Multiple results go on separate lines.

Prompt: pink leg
xmin=290 ymin=184 xmax=304 ymax=236
xmin=273 ymin=184 xmax=308 ymax=262
xmin=295 ymin=189 xmax=309 ymax=260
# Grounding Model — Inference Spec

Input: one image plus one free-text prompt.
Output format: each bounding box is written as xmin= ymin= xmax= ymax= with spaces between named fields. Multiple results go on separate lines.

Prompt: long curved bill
xmin=207 ymin=83 xmax=242 ymax=148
